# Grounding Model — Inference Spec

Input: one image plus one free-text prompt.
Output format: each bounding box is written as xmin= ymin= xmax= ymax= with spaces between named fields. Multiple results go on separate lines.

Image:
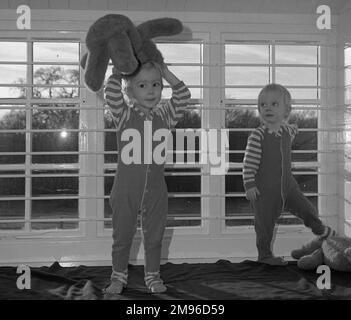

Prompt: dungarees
xmin=105 ymin=74 xmax=191 ymax=273
xmin=243 ymin=124 xmax=326 ymax=260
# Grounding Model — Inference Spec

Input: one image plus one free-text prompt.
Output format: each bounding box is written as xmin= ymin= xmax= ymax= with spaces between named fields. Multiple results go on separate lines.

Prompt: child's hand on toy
xmin=246 ymin=187 xmax=260 ymax=201
xmin=156 ymin=62 xmax=181 ymax=86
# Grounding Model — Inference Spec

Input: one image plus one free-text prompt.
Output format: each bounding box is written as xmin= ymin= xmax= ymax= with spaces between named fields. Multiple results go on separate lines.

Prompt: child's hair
xmin=121 ymin=61 xmax=163 ymax=107
xmin=258 ymin=83 xmax=292 ymax=119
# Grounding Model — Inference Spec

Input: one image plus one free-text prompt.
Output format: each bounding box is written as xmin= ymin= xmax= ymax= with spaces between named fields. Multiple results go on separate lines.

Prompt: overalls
xmin=105 ymin=74 xmax=190 ymax=273
xmin=243 ymin=125 xmax=326 ymax=260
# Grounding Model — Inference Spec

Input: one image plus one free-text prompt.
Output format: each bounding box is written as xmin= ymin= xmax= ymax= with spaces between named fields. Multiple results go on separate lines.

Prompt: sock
xmin=144 ymin=271 xmax=167 ymax=293
xmin=319 ymin=226 xmax=336 ymax=240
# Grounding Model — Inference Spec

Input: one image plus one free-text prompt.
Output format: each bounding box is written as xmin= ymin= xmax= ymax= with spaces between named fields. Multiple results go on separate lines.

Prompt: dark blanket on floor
xmin=1 ymin=260 xmax=351 ymax=300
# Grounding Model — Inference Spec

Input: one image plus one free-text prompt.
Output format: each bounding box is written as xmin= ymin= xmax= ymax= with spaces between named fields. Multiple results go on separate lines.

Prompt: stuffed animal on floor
xmin=291 ymin=235 xmax=351 ymax=272
xmin=80 ymin=14 xmax=183 ymax=92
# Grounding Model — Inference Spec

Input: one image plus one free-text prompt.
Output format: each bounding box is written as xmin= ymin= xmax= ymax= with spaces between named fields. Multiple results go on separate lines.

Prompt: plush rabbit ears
xmin=81 ymin=14 xmax=183 ymax=92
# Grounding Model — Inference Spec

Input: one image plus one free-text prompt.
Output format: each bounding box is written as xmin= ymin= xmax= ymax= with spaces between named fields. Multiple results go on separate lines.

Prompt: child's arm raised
xmin=104 ymin=72 xmax=130 ymax=131
xmin=157 ymin=63 xmax=191 ymax=129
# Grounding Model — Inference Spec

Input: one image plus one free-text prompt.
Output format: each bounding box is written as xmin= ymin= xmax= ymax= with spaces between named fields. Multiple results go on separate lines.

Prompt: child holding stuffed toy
xmin=104 ymin=62 xmax=190 ymax=294
xmin=243 ymin=83 xmax=336 ymax=266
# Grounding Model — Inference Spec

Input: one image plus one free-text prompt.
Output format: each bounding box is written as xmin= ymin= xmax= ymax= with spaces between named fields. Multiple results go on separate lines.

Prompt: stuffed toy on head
xmin=291 ymin=235 xmax=351 ymax=272
xmin=80 ymin=14 xmax=183 ymax=92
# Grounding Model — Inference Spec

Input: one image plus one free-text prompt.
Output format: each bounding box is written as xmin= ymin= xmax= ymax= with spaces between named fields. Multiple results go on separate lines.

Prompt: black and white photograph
xmin=0 ymin=0 xmax=351 ymax=307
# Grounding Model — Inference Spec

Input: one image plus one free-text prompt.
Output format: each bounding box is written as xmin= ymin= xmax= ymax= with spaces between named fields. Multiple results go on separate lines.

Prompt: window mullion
xmin=271 ymin=41 xmax=275 ymax=83
xmin=25 ymin=39 xmax=33 ymax=232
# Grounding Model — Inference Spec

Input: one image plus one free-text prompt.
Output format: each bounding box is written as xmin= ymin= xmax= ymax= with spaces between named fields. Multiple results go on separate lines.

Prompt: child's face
xmin=130 ymin=67 xmax=162 ymax=109
xmin=258 ymin=90 xmax=289 ymax=125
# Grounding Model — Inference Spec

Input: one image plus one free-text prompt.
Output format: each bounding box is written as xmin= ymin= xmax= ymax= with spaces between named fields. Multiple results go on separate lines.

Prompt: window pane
xmin=31 ymin=105 xmax=79 ymax=163
xmin=275 ymin=46 xmax=317 ymax=64
xmin=31 ymin=199 xmax=78 ymax=230
xmin=225 ymin=44 xmax=269 ymax=64
xmin=165 ymin=175 xmax=200 ymax=193
xmin=32 ymin=65 xmax=79 ymax=98
xmin=290 ymin=110 xmax=317 ymax=128
xmin=226 ymin=67 xmax=269 ymax=85
xmin=0 ymin=42 xmax=26 ymax=61
xmin=32 ymin=105 xmax=79 ymax=130
xmin=225 ymin=197 xmax=251 ymax=215
xmin=0 ymin=133 xmax=25 ymax=164
xmin=225 ymin=88 xmax=261 ymax=99
xmin=292 ymin=131 xmax=317 ymax=150
xmin=32 ymin=173 xmax=78 ymax=196
xmin=0 ymin=177 xmax=25 ymax=196
xmin=0 ymin=64 xmax=26 ymax=84
xmin=225 ymin=175 xmax=244 ymax=193
xmin=167 ymin=65 xmax=201 ymax=86
xmin=276 ymin=67 xmax=317 ymax=86
xmin=228 ymin=131 xmax=250 ymax=150
xmin=33 ymin=87 xmax=79 ymax=99
xmin=0 ymin=87 xmax=26 ymax=98
xmin=0 ymin=200 xmax=24 ymax=230
xmin=168 ymin=197 xmax=200 ymax=216
xmin=156 ymin=43 xmax=201 ymax=64
xmin=175 ymin=107 xmax=201 ymax=129
xmin=225 ymin=108 xmax=317 ymax=129
xmin=289 ymin=88 xmax=318 ymax=99
xmin=163 ymin=87 xmax=202 ymax=100
xmin=33 ymin=42 xmax=79 ymax=62
xmin=167 ymin=197 xmax=201 ymax=227
xmin=292 ymin=152 xmax=317 ymax=162
xmin=225 ymin=108 xmax=259 ymax=128
xmin=31 ymin=132 xmax=78 ymax=163
xmin=293 ymin=174 xmax=317 ymax=192
xmin=0 ymin=108 xmax=26 ymax=129
xmin=33 ymin=65 xmax=79 ymax=85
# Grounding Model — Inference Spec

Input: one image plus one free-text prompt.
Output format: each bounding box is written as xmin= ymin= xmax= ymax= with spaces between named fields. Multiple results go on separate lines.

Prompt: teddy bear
xmin=291 ymin=235 xmax=351 ymax=272
xmin=80 ymin=14 xmax=183 ymax=92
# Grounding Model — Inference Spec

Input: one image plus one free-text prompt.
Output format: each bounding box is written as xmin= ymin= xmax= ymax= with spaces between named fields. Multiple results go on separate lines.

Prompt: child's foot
xmin=258 ymin=256 xmax=288 ymax=266
xmin=145 ymin=272 xmax=167 ymax=293
xmin=104 ymin=271 xmax=128 ymax=295
xmin=318 ymin=226 xmax=337 ymax=240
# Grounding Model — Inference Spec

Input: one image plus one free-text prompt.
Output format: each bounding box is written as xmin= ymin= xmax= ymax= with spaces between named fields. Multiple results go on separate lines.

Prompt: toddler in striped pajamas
xmin=104 ymin=62 xmax=191 ymax=294
xmin=243 ymin=83 xmax=336 ymax=266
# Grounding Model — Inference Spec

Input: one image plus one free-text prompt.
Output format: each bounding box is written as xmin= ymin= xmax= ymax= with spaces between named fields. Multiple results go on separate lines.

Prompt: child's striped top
xmin=242 ymin=123 xmax=298 ymax=191
xmin=104 ymin=74 xmax=191 ymax=131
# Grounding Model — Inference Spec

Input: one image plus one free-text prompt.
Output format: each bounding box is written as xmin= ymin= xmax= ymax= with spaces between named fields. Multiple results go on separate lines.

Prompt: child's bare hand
xmin=246 ymin=187 xmax=260 ymax=201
